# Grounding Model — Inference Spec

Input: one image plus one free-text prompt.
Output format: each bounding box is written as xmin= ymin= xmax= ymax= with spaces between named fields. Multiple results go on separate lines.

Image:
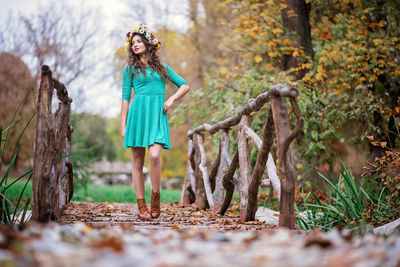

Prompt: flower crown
xmin=126 ymin=23 xmax=161 ymax=51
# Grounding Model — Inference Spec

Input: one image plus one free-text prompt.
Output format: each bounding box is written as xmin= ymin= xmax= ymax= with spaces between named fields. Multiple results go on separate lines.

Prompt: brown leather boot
xmin=150 ymin=191 xmax=161 ymax=219
xmin=137 ymin=198 xmax=152 ymax=220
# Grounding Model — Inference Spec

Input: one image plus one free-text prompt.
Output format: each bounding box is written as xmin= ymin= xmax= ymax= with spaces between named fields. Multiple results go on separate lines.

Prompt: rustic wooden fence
xmin=181 ymin=84 xmax=304 ymax=228
xmin=32 ymin=65 xmax=74 ymax=223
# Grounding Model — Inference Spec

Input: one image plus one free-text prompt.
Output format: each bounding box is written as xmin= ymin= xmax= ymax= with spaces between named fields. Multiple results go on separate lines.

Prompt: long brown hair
xmin=127 ymin=33 xmax=169 ymax=80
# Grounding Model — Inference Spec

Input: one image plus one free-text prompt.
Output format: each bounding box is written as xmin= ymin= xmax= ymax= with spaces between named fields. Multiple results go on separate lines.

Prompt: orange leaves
xmin=363 ymin=131 xmax=400 ymax=221
xmin=287 ymin=9 xmax=297 ymax=18
xmin=368 ymin=20 xmax=386 ymax=29
xmin=369 ymin=74 xmax=378 ymax=82
xmin=358 ymin=28 xmax=368 ymax=35
xmin=89 ymin=235 xmax=125 ymax=252
xmin=319 ymin=28 xmax=332 ymax=40
xmin=280 ymin=3 xmax=288 ymax=10
xmin=333 ymin=88 xmax=342 ymax=95
xmin=271 ymin=28 xmax=284 ymax=35
xmin=219 ymin=67 xmax=228 ymax=75
xmin=312 ymin=28 xmax=319 ymax=34
xmin=379 ymin=105 xmax=400 ymax=117
xmin=254 ymin=55 xmax=263 ymax=63
xmin=372 ymin=39 xmax=384 ymax=46
xmin=264 ymin=64 xmax=275 ymax=72
xmin=227 ymin=0 xmax=399 ymax=98
xmin=365 ymin=136 xmax=386 ymax=147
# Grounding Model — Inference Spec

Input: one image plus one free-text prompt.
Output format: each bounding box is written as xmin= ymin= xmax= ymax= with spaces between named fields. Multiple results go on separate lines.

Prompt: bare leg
xmin=148 ymin=143 xmax=163 ymax=192
xmin=131 ymin=147 xmax=146 ymax=198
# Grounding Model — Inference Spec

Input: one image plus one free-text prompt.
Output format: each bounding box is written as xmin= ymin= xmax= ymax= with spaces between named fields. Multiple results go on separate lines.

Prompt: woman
xmin=121 ymin=23 xmax=190 ymax=220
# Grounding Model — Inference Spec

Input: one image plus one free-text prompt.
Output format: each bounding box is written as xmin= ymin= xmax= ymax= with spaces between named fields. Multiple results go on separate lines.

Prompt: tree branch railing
xmin=181 ymin=84 xmax=304 ymax=228
xmin=32 ymin=65 xmax=74 ymax=223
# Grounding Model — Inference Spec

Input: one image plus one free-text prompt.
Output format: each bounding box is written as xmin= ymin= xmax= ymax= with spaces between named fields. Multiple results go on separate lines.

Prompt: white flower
xmin=145 ymin=31 xmax=152 ymax=39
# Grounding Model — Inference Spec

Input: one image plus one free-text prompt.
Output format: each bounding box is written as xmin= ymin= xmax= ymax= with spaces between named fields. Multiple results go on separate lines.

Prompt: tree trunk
xmin=280 ymin=0 xmax=313 ymax=79
xmin=188 ymin=0 xmax=204 ymax=87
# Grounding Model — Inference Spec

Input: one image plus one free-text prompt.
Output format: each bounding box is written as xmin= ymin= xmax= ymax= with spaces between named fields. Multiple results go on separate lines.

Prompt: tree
xmin=0 ymin=1 xmax=102 ymax=109
xmin=70 ymin=113 xmax=116 ymax=162
xmin=0 ymin=52 xmax=36 ymax=169
xmin=303 ymin=0 xmax=400 ymax=158
xmin=187 ymin=0 xmax=236 ymax=88
xmin=280 ymin=0 xmax=313 ymax=79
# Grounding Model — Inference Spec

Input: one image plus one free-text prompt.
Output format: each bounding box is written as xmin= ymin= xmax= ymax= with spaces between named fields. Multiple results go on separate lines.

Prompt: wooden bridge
xmin=32 ymin=66 xmax=303 ymax=229
xmin=180 ymin=85 xmax=303 ymax=228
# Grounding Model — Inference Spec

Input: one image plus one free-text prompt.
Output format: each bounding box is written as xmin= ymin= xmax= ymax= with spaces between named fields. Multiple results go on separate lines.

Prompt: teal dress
xmin=122 ymin=63 xmax=188 ymax=149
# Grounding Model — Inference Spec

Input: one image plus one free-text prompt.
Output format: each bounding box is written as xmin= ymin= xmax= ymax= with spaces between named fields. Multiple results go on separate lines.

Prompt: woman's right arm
xmin=121 ymin=100 xmax=129 ymax=139
xmin=121 ymin=65 xmax=133 ymax=139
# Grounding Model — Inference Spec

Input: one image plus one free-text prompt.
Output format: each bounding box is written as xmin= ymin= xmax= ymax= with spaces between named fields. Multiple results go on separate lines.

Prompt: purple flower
xmin=126 ymin=32 xmax=130 ymax=37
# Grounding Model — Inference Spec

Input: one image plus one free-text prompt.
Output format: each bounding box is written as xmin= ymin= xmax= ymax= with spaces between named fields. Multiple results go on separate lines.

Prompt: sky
xmin=0 ymin=0 xmax=190 ymax=117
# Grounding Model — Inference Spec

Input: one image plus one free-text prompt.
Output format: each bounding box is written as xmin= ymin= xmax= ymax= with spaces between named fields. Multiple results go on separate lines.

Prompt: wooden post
xmin=209 ymin=137 xmax=222 ymax=193
xmin=52 ymin=78 xmax=73 ymax=220
xmin=193 ymin=133 xmax=215 ymax=210
xmin=213 ymin=129 xmax=229 ymax=213
xmin=245 ymin=108 xmax=275 ymax=221
xmin=188 ymin=140 xmax=196 ymax=193
xmin=238 ymin=115 xmax=252 ymax=221
xmin=219 ymin=149 xmax=239 ymax=215
xmin=181 ymin=139 xmax=195 ymax=204
xmin=192 ymin=133 xmax=208 ymax=209
xmin=32 ymin=65 xmax=73 ymax=222
xmin=243 ymin=117 xmax=281 ymax=200
xmin=57 ymin=126 xmax=74 ymax=217
xmin=270 ymin=94 xmax=296 ymax=229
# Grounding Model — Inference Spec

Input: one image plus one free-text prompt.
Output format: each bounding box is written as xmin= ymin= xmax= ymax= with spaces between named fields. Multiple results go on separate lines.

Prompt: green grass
xmin=72 ymin=184 xmax=182 ymax=203
xmin=3 ymin=178 xmax=32 ymax=208
xmin=5 ymin=178 xmax=181 ymax=205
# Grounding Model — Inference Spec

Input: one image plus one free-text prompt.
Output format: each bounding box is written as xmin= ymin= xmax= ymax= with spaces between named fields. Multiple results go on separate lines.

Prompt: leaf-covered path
xmin=60 ymin=201 xmax=270 ymax=231
xmin=0 ymin=201 xmax=399 ymax=267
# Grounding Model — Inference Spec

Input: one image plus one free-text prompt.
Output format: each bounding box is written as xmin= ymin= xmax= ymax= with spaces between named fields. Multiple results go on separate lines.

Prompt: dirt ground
xmin=60 ymin=201 xmax=273 ymax=231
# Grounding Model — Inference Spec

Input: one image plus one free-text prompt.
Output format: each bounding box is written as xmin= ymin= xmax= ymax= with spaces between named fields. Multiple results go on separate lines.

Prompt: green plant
xmin=295 ymin=159 xmax=394 ymax=231
xmin=0 ymin=89 xmax=35 ymax=224
xmin=69 ymin=146 xmax=98 ymax=194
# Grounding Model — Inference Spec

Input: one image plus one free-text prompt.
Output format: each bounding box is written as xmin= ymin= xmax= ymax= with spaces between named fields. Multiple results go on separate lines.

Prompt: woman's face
xmin=131 ymin=35 xmax=146 ymax=55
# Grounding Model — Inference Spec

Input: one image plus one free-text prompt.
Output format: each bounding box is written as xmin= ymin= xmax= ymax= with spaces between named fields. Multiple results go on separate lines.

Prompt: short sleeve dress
xmin=122 ymin=63 xmax=188 ymax=150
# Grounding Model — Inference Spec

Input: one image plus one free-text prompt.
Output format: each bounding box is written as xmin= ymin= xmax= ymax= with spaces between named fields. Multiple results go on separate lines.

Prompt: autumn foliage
xmin=0 ymin=52 xmax=35 ymax=168
xmin=362 ymin=97 xmax=400 ymax=223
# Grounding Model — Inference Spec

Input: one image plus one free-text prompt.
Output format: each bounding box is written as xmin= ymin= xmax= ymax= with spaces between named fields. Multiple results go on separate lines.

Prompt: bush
xmin=0 ymin=90 xmax=35 ymax=224
xmin=296 ymin=159 xmax=394 ymax=231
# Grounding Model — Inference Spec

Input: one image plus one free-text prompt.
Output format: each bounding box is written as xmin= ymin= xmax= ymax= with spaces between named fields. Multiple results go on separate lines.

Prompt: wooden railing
xmin=32 ymin=65 xmax=73 ymax=223
xmin=181 ymin=84 xmax=304 ymax=228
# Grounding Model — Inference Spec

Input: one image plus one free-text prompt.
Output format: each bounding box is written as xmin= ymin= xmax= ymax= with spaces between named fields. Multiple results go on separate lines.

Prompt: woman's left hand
xmin=163 ymin=98 xmax=174 ymax=114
